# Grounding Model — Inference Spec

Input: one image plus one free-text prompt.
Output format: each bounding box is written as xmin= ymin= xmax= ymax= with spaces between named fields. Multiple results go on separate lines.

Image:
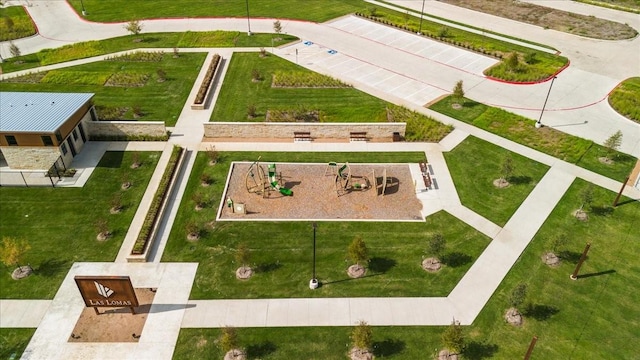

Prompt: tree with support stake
xmin=570 ymin=243 xmax=591 ymax=280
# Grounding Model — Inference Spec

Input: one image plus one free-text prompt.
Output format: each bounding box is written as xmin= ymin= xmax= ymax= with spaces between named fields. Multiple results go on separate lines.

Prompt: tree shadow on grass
xmin=591 ymin=205 xmax=614 ymax=217
xmin=508 ymin=175 xmax=532 ymax=185
xmin=441 ymin=252 xmax=472 ymax=267
xmin=36 ymin=258 xmax=68 ymax=277
xmin=254 ymin=262 xmax=282 ymax=274
xmin=246 ymin=341 xmax=276 ymax=358
xmin=524 ymin=304 xmax=559 ymax=321
xmin=369 ymin=257 xmax=396 ymax=274
xmin=463 ymin=341 xmax=498 ymax=359
xmin=373 ymin=339 xmax=405 ymax=357
xmin=558 ymin=250 xmax=585 ymax=264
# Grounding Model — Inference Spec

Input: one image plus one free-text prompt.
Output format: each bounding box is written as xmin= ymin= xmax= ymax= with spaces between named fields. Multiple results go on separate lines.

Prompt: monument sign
xmin=74 ymin=275 xmax=139 ymax=314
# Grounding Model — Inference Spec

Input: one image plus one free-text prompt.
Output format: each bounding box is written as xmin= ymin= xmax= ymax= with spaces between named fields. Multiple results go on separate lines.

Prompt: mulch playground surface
xmin=219 ymin=162 xmax=423 ymax=221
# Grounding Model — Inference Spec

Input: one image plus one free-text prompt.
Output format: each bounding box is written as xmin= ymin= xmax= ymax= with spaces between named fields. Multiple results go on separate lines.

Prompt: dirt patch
xmin=68 ymin=288 xmax=155 ymax=343
xmin=493 ymin=178 xmax=510 ymax=188
xmin=220 ymin=163 xmax=423 ymax=221
xmin=440 ymin=0 xmax=637 ymax=40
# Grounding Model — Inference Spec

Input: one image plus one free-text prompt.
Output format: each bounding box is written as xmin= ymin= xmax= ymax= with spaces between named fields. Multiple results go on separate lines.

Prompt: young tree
xmin=348 ymin=235 xmax=369 ymax=266
xmin=452 ymin=80 xmax=465 ymax=106
xmin=206 ymin=145 xmax=219 ymax=165
xmin=428 ymin=233 xmax=445 ymax=259
xmin=9 ymin=41 xmax=20 ymax=58
xmin=603 ymin=130 xmax=623 ymax=161
xmin=505 ymin=52 xmax=519 ymax=72
xmin=219 ymin=326 xmax=242 ymax=357
xmin=124 ymin=20 xmax=143 ymax=40
xmin=95 ymin=219 xmax=111 ymax=240
xmin=235 ymin=243 xmax=251 ymax=268
xmin=351 ymin=320 xmax=373 ymax=352
xmin=550 ymin=233 xmax=568 ymax=254
xmin=273 ymin=20 xmax=282 ymax=39
xmin=501 ymin=155 xmax=514 ymax=183
xmin=4 ymin=16 xmax=14 ymax=33
xmin=156 ymin=68 xmax=166 ymax=82
xmin=579 ymin=184 xmax=594 ymax=213
xmin=441 ymin=320 xmax=465 ymax=354
xmin=0 ymin=237 xmax=30 ymax=270
xmin=509 ymin=283 xmax=528 ymax=309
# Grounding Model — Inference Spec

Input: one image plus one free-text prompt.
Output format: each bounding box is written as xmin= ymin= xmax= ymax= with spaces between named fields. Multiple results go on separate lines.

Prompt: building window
xmin=72 ymin=129 xmax=79 ymax=141
xmin=55 ymin=131 xmax=63 ymax=142
xmin=41 ymin=136 xmax=54 ymax=146
xmin=5 ymin=135 xmax=18 ymax=146
xmin=61 ymin=143 xmax=68 ymax=155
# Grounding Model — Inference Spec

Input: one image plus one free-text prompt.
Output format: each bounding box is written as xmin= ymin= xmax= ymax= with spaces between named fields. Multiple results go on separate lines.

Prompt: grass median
xmin=0 ymin=151 xmax=159 ymax=299
xmin=430 ymin=96 xmax=636 ymax=182
xmin=162 ymin=151 xmax=492 ymax=299
xmin=0 ymin=31 xmax=298 ymax=73
xmin=0 ymin=6 xmax=37 ymax=41
xmin=609 ymin=77 xmax=640 ymax=124
xmin=444 ymin=136 xmax=550 ymax=226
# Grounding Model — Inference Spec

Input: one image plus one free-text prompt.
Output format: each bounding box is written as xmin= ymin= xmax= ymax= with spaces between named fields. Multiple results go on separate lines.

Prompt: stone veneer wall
xmin=1 ymin=146 xmax=61 ymax=170
xmin=87 ymin=121 xmax=167 ymax=138
xmin=204 ymin=122 xmax=406 ymax=140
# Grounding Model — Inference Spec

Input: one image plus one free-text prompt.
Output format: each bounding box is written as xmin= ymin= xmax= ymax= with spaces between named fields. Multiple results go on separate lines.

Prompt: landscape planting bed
xmin=219 ymin=162 xmax=423 ymax=221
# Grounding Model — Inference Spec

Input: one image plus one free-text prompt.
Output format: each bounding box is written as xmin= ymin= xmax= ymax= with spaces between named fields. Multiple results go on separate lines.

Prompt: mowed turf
xmin=67 ymin=0 xmax=365 ymax=22
xmin=0 ymin=53 xmax=205 ymax=127
xmin=444 ymin=136 xmax=550 ymax=226
xmin=0 ymin=151 xmax=159 ymax=299
xmin=173 ymin=181 xmax=639 ymax=358
xmin=162 ymin=151 xmax=492 ymax=299
xmin=210 ymin=52 xmax=390 ymax=123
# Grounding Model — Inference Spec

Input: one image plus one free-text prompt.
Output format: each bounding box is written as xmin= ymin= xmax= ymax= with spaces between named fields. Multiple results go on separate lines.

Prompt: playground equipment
xmin=335 ymin=162 xmax=372 ymax=197
xmin=245 ymin=158 xmax=293 ymax=197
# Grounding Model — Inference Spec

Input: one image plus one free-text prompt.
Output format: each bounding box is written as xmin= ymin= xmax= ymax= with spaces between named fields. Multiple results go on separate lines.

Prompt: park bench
xmin=419 ymin=161 xmax=432 ymax=188
xmin=350 ymin=132 xmax=367 ymax=141
xmin=294 ymin=132 xmax=312 ymax=141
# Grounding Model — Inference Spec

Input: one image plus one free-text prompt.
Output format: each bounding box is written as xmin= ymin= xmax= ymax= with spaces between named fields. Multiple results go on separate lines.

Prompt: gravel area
xmin=219 ymin=162 xmax=423 ymax=221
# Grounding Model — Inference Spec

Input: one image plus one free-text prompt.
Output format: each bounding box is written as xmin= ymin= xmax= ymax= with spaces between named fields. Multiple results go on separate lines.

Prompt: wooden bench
xmin=294 ymin=132 xmax=312 ymax=141
xmin=350 ymin=132 xmax=367 ymax=141
xmin=419 ymin=161 xmax=432 ymax=188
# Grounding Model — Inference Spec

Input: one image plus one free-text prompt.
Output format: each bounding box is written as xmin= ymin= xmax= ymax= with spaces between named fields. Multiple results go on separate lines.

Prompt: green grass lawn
xmin=466 ymin=179 xmax=640 ymax=358
xmin=175 ymin=327 xmax=446 ymax=359
xmin=0 ymin=52 xmax=205 ymax=126
xmin=430 ymin=96 xmax=637 ymax=182
xmin=162 ymin=151 xmax=491 ymax=299
xmin=0 ymin=328 xmax=34 ymax=360
xmin=0 ymin=151 xmax=159 ymax=299
xmin=609 ymin=77 xmax=640 ymax=123
xmin=444 ymin=136 xmax=550 ymax=226
xmin=356 ymin=8 xmax=567 ymax=82
xmin=173 ymin=180 xmax=639 ymax=359
xmin=0 ymin=31 xmax=298 ymax=73
xmin=0 ymin=6 xmax=37 ymax=41
xmin=211 ymin=52 xmax=389 ymax=123
xmin=67 ymin=0 xmax=365 ymax=22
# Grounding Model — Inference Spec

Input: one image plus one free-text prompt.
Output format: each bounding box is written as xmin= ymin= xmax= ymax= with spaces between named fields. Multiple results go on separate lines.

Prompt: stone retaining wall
xmin=204 ymin=122 xmax=406 ymax=141
xmin=0 ymin=146 xmax=61 ymax=170
xmin=87 ymin=121 xmax=167 ymax=138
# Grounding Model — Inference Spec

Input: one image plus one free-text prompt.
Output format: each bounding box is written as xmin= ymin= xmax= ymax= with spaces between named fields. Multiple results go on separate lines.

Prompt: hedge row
xmin=131 ymin=145 xmax=183 ymax=255
xmin=194 ymin=54 xmax=221 ymax=105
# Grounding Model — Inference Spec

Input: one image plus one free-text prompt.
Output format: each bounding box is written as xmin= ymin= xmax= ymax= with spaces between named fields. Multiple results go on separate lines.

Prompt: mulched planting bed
xmin=219 ymin=163 xmax=423 ymax=221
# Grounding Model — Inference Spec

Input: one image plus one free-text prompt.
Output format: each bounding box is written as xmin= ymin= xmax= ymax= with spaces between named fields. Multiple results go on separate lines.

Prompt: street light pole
xmin=536 ymin=76 xmax=557 ymax=128
xmin=309 ymin=222 xmax=318 ymax=289
xmin=417 ymin=0 xmax=426 ymax=35
xmin=80 ymin=0 xmax=87 ymax=16
xmin=245 ymin=0 xmax=252 ymax=36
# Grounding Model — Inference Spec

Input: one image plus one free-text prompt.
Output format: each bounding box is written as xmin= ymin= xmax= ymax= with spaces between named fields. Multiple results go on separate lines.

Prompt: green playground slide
xmin=268 ymin=164 xmax=293 ymax=196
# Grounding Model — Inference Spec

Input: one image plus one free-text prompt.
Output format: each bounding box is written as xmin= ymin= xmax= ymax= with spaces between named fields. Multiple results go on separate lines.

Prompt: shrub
xmin=132 ymin=146 xmax=183 ymax=254
xmin=348 ymin=235 xmax=369 ymax=266
xmin=194 ymin=54 xmax=221 ymax=104
xmin=351 ymin=320 xmax=373 ymax=350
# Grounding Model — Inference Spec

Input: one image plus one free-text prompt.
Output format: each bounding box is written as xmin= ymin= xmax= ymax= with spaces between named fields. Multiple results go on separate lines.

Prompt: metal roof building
xmin=0 ymin=92 xmax=94 ymax=133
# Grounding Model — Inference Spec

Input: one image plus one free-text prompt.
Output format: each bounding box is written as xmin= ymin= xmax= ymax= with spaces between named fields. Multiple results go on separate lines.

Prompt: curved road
xmin=1 ymin=0 xmax=639 ymax=156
